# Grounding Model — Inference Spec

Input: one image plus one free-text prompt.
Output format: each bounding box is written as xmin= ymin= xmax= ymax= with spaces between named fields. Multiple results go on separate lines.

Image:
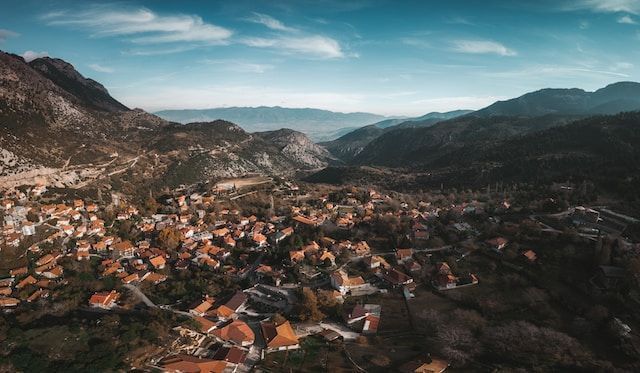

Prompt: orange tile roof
xmin=261 ymin=320 xmax=299 ymax=348
xmin=213 ymin=320 xmax=255 ymax=345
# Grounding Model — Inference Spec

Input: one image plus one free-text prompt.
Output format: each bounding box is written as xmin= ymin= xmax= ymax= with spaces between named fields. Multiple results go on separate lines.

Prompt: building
xmin=89 ymin=290 xmax=120 ymax=309
xmin=331 ymin=270 xmax=366 ymax=295
xmin=261 ymin=320 xmax=300 ymax=353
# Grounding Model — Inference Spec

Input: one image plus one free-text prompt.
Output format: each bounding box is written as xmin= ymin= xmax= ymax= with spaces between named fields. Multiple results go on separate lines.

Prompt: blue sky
xmin=1 ymin=0 xmax=640 ymax=116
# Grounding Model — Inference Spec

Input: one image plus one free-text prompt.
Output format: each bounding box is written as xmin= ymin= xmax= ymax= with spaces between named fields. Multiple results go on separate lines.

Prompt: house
xmin=211 ymin=346 xmax=247 ymax=368
xmin=121 ymin=273 xmax=139 ymax=284
xmin=144 ymin=272 xmax=168 ymax=285
xmin=190 ymin=298 xmax=214 ymax=317
xmin=112 ymin=240 xmax=136 ymax=258
xmin=149 ymin=255 xmax=166 ymax=270
xmin=89 ymin=290 xmax=120 ymax=309
xmin=160 ymin=355 xmax=227 ymax=373
xmin=193 ymin=316 xmax=217 ymax=334
xmin=522 ymin=250 xmax=537 ymax=263
xmin=289 ymin=250 xmax=306 ymax=263
xmin=261 ymin=320 xmax=300 ymax=353
xmin=346 ymin=304 xmax=381 ymax=335
xmin=383 ymin=268 xmax=414 ymax=287
xmin=16 ymin=275 xmax=37 ymax=289
xmin=331 ymin=270 xmax=366 ymax=295
xmin=352 ymin=241 xmax=371 ymax=256
xmin=274 ymin=227 xmax=294 ymax=244
xmin=486 ymin=237 xmax=508 ymax=252
xmin=0 ymin=297 xmax=20 ymax=308
xmin=213 ymin=291 xmax=247 ymax=320
xmin=253 ymin=233 xmax=268 ymax=246
xmin=396 ymin=248 xmax=414 ymax=264
xmin=318 ymin=251 xmax=336 ymax=266
xmin=364 ymin=255 xmax=390 ymax=270
xmin=400 ymin=356 xmax=449 ymax=373
xmin=21 ymin=222 xmax=36 ymax=236
xmin=212 ymin=319 xmax=255 ymax=346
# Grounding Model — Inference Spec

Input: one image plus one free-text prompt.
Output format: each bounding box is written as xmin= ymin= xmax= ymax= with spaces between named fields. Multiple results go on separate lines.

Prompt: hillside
xmin=254 ymin=128 xmax=335 ymax=169
xmin=321 ymin=110 xmax=472 ymax=161
xmin=0 ymin=51 xmax=333 ymax=190
xmin=475 ymin=82 xmax=640 ymax=117
xmin=154 ymin=106 xmax=387 ymax=141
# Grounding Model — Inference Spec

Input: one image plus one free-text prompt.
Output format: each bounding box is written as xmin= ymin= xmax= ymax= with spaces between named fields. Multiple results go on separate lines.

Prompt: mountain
xmin=0 ymin=51 xmax=332 ymax=190
xmin=255 ymin=128 xmax=335 ymax=169
xmin=308 ymin=111 xmax=640 ymax=208
xmin=0 ymin=51 xmax=165 ymax=184
xmin=320 ymin=110 xmax=472 ymax=161
xmin=475 ymin=82 xmax=640 ymax=117
xmin=352 ymin=82 xmax=640 ymax=167
xmin=154 ymin=106 xmax=388 ymax=141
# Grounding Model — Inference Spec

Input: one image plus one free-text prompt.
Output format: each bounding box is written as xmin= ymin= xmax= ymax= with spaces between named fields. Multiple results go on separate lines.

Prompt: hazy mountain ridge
xmin=321 ymin=110 xmax=473 ymax=161
xmin=154 ymin=106 xmax=388 ymax=141
xmin=352 ymin=82 xmax=640 ymax=167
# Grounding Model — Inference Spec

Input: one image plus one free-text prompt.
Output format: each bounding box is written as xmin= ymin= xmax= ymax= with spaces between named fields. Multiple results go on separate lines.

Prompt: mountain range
xmin=2 ymin=48 xmax=640 ymax=201
xmin=347 ymin=82 xmax=640 ymax=167
xmin=154 ymin=106 xmax=389 ymax=141
xmin=320 ymin=110 xmax=473 ymax=161
xmin=0 ymin=51 xmax=329 ymax=191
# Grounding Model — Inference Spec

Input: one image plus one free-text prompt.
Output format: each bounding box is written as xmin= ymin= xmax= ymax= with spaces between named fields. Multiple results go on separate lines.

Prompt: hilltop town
xmin=1 ymin=176 xmax=639 ymax=372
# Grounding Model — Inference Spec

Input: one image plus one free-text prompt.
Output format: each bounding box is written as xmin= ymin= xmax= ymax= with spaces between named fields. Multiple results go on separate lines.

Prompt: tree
xmin=296 ymin=287 xmax=325 ymax=322
xmin=158 ymin=227 xmax=183 ymax=250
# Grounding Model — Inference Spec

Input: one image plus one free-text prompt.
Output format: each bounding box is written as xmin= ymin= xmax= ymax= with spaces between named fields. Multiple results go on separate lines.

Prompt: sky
xmin=1 ymin=0 xmax=640 ymax=116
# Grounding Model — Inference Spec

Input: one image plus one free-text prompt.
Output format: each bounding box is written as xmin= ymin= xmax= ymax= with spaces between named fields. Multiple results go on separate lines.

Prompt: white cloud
xmin=617 ymin=14 xmax=638 ymax=23
xmin=241 ymin=35 xmax=345 ymax=59
xmin=484 ymin=65 xmax=630 ymax=79
xmin=566 ymin=0 xmax=640 ymax=14
xmin=247 ymin=12 xmax=297 ymax=32
xmin=0 ymin=29 xmax=19 ymax=42
xmin=44 ymin=6 xmax=232 ymax=44
xmin=202 ymin=59 xmax=274 ymax=73
xmin=612 ymin=61 xmax=634 ymax=70
xmin=451 ymin=40 xmax=517 ymax=56
xmin=22 ymin=50 xmax=49 ymax=62
xmin=88 ymin=63 xmax=114 ymax=73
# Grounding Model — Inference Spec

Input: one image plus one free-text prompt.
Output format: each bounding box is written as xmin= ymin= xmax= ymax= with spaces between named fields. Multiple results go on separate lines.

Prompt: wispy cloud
xmin=202 ymin=59 xmax=275 ymax=73
xmin=43 ymin=6 xmax=232 ymax=44
xmin=579 ymin=20 xmax=590 ymax=29
xmin=444 ymin=16 xmax=475 ymax=25
xmin=0 ymin=29 xmax=19 ymax=42
xmin=246 ymin=12 xmax=297 ymax=32
xmin=22 ymin=50 xmax=48 ymax=62
xmin=88 ymin=63 xmax=114 ymax=73
xmin=564 ymin=0 xmax=640 ymax=14
xmin=400 ymin=37 xmax=431 ymax=49
xmin=617 ymin=14 xmax=637 ymax=23
xmin=485 ymin=64 xmax=630 ymax=79
xmin=241 ymin=35 xmax=345 ymax=59
xmin=451 ymin=39 xmax=517 ymax=56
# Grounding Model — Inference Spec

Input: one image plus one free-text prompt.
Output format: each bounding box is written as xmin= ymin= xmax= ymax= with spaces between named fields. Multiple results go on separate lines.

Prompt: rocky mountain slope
xmin=255 ymin=128 xmax=335 ymax=169
xmin=154 ymin=106 xmax=388 ymax=141
xmin=0 ymin=51 xmax=330 ymax=189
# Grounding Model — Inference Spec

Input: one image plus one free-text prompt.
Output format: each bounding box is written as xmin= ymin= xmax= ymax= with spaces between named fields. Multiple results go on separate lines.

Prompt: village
xmin=1 ymin=178 xmax=640 ymax=372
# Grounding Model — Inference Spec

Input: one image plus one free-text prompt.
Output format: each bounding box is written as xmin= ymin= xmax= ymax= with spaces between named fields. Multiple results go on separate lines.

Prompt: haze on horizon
xmin=1 ymin=0 xmax=639 ymax=116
